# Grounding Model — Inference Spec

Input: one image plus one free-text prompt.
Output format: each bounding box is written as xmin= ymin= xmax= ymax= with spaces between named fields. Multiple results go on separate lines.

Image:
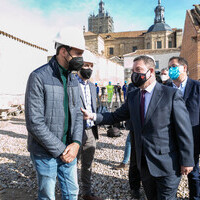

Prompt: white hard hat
xmin=83 ymin=50 xmax=95 ymax=64
xmin=54 ymin=27 xmax=85 ymax=51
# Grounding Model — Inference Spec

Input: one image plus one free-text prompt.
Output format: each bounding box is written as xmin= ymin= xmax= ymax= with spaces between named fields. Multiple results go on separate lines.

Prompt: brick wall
xmin=180 ymin=11 xmax=200 ymax=80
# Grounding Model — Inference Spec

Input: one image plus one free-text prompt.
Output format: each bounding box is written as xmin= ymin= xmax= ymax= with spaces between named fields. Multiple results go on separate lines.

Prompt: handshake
xmin=81 ymin=108 xmax=96 ymax=120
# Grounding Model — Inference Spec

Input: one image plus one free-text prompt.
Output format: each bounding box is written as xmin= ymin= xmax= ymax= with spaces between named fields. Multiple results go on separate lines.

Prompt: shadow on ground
xmin=0 ymin=130 xmax=27 ymax=139
xmin=0 ymin=153 xmax=133 ymax=200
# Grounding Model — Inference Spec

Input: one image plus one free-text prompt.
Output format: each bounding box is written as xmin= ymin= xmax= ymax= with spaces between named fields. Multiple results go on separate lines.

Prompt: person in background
xmin=100 ymin=86 xmax=106 ymax=102
xmin=155 ymin=71 xmax=162 ymax=83
xmin=114 ymin=133 xmax=131 ymax=170
xmin=106 ymin=81 xmax=114 ymax=104
xmin=168 ymin=56 xmax=200 ymax=200
xmin=116 ymin=83 xmax=122 ymax=103
xmin=113 ymin=84 xmax=118 ymax=103
xmin=95 ymin=83 xmax=100 ymax=105
xmin=122 ymin=81 xmax=128 ymax=100
xmin=25 ymin=27 xmax=85 ymax=200
xmin=160 ymin=67 xmax=172 ymax=85
xmin=76 ymin=50 xmax=103 ymax=200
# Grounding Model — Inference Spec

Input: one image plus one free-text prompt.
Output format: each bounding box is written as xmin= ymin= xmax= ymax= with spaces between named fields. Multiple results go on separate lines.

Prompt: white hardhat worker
xmin=77 ymin=50 xmax=95 ymax=80
xmin=54 ymin=27 xmax=85 ymax=51
xmin=54 ymin=27 xmax=85 ymax=71
xmin=82 ymin=49 xmax=95 ymax=64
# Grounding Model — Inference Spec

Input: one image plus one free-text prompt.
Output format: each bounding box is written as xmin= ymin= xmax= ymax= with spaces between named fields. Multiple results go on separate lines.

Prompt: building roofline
xmin=187 ymin=6 xmax=200 ymax=33
xmin=123 ymin=48 xmax=180 ymax=57
xmin=84 ymin=31 xmax=98 ymax=36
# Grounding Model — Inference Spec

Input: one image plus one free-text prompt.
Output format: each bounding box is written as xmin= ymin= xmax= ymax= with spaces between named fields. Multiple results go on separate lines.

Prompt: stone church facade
xmin=85 ymin=0 xmax=182 ymax=59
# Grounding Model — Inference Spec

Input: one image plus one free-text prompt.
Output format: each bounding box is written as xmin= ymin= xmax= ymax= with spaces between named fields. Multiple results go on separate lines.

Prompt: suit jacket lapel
xmin=183 ymin=78 xmax=193 ymax=101
xmin=89 ymin=82 xmax=96 ymax=112
xmin=145 ymin=83 xmax=163 ymax=125
xmin=80 ymin=87 xmax=86 ymax=109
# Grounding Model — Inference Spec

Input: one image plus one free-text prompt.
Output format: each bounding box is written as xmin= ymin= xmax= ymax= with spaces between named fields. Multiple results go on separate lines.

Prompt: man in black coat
xmin=168 ymin=56 xmax=200 ymax=200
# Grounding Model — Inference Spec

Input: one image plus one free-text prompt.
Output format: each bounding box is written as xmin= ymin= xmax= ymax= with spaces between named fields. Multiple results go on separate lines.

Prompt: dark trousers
xmin=80 ymin=129 xmax=96 ymax=195
xmin=96 ymin=94 xmax=100 ymax=106
xmin=129 ymin=131 xmax=141 ymax=191
xmin=188 ymin=154 xmax=200 ymax=200
xmin=140 ymin=158 xmax=181 ymax=200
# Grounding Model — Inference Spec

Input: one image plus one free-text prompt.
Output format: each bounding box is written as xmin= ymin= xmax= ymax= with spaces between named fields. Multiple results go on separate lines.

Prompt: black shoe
xmin=114 ymin=163 xmax=128 ymax=170
xmin=130 ymin=189 xmax=141 ymax=199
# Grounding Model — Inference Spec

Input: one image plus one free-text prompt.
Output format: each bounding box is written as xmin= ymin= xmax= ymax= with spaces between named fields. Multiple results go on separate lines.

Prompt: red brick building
xmin=180 ymin=4 xmax=200 ymax=80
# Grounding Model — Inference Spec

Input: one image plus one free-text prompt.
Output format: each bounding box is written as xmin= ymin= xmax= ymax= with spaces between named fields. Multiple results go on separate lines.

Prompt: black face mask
xmin=131 ymin=70 xmax=150 ymax=87
xmin=80 ymin=68 xmax=93 ymax=79
xmin=68 ymin=57 xmax=84 ymax=71
xmin=64 ymin=49 xmax=84 ymax=71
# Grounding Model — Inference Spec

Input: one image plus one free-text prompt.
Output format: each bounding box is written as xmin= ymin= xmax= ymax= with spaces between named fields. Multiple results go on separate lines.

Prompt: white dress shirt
xmin=76 ymin=75 xmax=94 ymax=127
xmin=172 ymin=77 xmax=188 ymax=96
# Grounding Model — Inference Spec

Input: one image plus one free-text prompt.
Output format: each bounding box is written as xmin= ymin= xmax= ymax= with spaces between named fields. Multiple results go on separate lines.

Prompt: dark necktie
xmin=140 ymin=90 xmax=146 ymax=126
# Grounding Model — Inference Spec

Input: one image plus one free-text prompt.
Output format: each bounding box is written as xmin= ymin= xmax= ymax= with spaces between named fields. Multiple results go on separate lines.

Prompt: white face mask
xmin=178 ymin=65 xmax=184 ymax=73
xmin=160 ymin=75 xmax=169 ymax=82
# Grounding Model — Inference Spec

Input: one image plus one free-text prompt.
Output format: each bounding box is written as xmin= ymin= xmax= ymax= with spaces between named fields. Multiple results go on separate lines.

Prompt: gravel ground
xmin=0 ymin=114 xmax=191 ymax=200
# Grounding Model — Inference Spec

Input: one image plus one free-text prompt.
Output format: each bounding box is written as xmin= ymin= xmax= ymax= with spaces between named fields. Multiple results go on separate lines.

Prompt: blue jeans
xmin=123 ymin=92 xmax=126 ymax=100
xmin=31 ymin=153 xmax=79 ymax=200
xmin=122 ymin=133 xmax=131 ymax=164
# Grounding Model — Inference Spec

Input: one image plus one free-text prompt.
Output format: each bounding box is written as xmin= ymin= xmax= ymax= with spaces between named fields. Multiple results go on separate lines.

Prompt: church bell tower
xmin=88 ymin=0 xmax=114 ymax=34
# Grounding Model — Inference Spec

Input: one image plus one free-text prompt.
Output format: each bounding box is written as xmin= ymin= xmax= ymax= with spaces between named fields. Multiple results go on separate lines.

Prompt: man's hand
xmin=81 ymin=108 xmax=95 ymax=120
xmin=181 ymin=166 xmax=193 ymax=175
xmin=60 ymin=143 xmax=80 ymax=163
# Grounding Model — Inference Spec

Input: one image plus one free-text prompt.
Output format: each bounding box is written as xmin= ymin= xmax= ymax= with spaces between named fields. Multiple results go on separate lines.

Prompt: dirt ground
xmin=0 ymin=188 xmax=62 ymax=200
xmin=0 ymin=114 xmax=191 ymax=200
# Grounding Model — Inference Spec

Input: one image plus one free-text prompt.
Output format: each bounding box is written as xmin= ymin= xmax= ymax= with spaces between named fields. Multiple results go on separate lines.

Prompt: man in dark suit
xmin=76 ymin=50 xmax=103 ymax=200
xmin=168 ymin=56 xmax=200 ymax=200
xmin=82 ymin=55 xmax=194 ymax=200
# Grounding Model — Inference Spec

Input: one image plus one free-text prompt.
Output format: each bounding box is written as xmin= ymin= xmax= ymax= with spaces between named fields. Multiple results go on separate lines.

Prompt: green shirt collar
xmin=56 ymin=58 xmax=68 ymax=75
xmin=58 ymin=64 xmax=68 ymax=75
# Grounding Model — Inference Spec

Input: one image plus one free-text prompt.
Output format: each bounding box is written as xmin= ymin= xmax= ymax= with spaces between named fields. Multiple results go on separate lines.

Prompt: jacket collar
xmin=144 ymin=82 xmax=164 ymax=125
xmin=183 ymin=78 xmax=193 ymax=101
xmin=169 ymin=77 xmax=192 ymax=101
xmin=49 ymin=55 xmax=78 ymax=86
xmin=142 ymin=80 xmax=156 ymax=94
xmin=49 ymin=55 xmax=63 ymax=82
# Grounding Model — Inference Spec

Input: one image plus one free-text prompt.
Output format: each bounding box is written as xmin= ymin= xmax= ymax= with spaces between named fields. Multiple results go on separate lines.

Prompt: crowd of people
xmin=25 ymin=27 xmax=200 ymax=200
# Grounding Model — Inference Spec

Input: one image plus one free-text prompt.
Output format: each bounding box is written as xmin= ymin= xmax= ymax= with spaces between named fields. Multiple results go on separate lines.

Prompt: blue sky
xmin=0 ymin=0 xmax=199 ymax=52
xmin=14 ymin=0 xmax=200 ymax=31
